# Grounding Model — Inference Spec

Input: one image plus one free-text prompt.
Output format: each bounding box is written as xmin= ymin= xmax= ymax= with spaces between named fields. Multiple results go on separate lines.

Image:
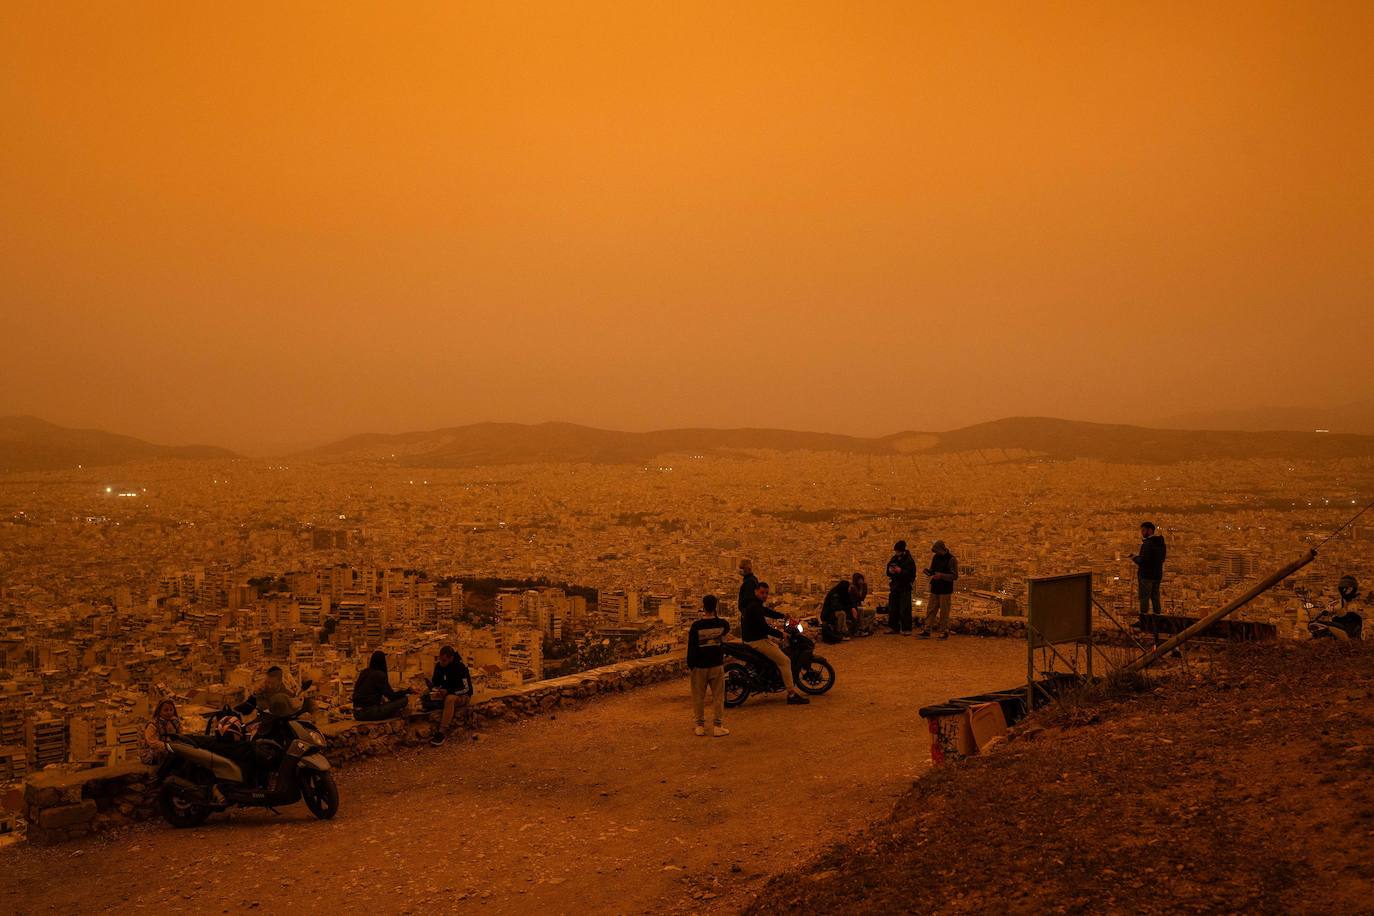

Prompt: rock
xmin=37 ymin=799 xmax=98 ymax=830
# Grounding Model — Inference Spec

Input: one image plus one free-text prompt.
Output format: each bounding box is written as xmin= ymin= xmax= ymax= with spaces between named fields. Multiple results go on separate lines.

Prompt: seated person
xmin=253 ymin=665 xmax=304 ymax=710
xmin=140 ymin=698 xmax=182 ymax=765
xmin=820 ymin=573 xmax=868 ymax=641
xmin=423 ymin=644 xmax=474 ymax=746
xmin=351 ymin=650 xmax=413 ymax=721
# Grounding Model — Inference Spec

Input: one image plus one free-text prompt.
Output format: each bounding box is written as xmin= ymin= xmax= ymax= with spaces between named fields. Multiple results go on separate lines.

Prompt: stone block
xmin=36 ymin=799 xmax=98 ymax=830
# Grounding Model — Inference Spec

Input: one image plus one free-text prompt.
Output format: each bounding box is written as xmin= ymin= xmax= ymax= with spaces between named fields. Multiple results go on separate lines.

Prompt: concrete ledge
xmin=23 ymin=762 xmax=155 ymax=845
xmin=21 ymin=654 xmax=688 ymax=846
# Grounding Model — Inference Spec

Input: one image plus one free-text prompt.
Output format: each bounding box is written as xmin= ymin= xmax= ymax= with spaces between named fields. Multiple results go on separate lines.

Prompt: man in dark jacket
xmin=1132 ymin=521 xmax=1167 ymax=617
xmin=741 ymin=582 xmax=809 ymax=705
xmin=918 ymin=541 xmax=959 ymax=639
xmin=423 ymin=644 xmax=474 ymax=746
xmin=821 ymin=573 xmax=866 ymax=641
xmin=738 ymin=559 xmax=758 ymax=618
xmin=885 ymin=541 xmax=918 ymax=634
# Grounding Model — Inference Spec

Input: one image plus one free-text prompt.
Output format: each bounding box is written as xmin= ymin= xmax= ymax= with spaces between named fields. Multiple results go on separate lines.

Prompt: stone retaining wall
xmin=20 ymin=654 xmax=688 ymax=845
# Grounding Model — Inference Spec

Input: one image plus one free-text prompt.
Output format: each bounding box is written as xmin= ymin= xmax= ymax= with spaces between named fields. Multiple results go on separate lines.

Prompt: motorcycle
xmin=1308 ymin=576 xmax=1364 ymax=641
xmin=156 ymin=701 xmax=338 ymax=828
xmin=723 ymin=620 xmax=835 ymax=708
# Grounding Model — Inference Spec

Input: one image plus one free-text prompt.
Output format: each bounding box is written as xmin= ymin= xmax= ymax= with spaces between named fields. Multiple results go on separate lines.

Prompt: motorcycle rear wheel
xmin=723 ymin=663 xmax=751 ymax=708
xmin=158 ymin=784 xmax=212 ymax=828
xmin=796 ymin=658 xmax=836 ymax=695
xmin=301 ymin=770 xmax=339 ymax=820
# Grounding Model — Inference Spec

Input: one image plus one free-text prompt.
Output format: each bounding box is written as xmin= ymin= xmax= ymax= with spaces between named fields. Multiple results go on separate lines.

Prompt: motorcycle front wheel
xmin=796 ymin=658 xmax=836 ymax=695
xmin=300 ymin=770 xmax=339 ymax=820
xmin=723 ymin=663 xmax=751 ymax=708
xmin=158 ymin=784 xmax=212 ymax=828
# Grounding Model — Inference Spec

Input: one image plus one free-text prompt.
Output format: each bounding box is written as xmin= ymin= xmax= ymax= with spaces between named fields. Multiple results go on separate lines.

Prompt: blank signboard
xmin=1027 ymin=572 xmax=1092 ymax=647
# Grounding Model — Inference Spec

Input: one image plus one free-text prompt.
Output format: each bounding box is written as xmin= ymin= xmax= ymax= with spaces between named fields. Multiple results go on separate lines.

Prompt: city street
xmin=2 ymin=635 xmax=1026 ymax=915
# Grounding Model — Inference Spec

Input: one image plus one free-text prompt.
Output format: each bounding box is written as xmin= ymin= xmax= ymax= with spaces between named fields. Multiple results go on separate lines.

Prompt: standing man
xmin=918 ymin=540 xmax=959 ymax=639
xmin=424 ymin=644 xmax=474 ymax=746
xmin=738 ymin=559 xmax=758 ymax=620
xmin=688 ymin=595 xmax=730 ymax=736
xmin=1132 ymin=521 xmax=1167 ymax=617
xmin=886 ymin=541 xmax=917 ymax=635
xmin=742 ymin=582 xmax=809 ymax=705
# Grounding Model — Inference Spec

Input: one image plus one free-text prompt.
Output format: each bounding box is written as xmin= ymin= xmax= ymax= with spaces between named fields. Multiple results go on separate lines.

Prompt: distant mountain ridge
xmin=300 ymin=417 xmax=1374 ymax=467
xmin=0 ymin=416 xmax=237 ymax=473
xmin=1158 ymin=399 xmax=1374 ymax=436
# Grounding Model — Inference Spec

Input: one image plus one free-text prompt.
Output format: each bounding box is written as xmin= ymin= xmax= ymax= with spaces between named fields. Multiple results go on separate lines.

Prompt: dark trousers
xmin=1138 ymin=578 xmax=1162 ymax=616
xmin=888 ymin=588 xmax=913 ymax=632
xmin=353 ymin=697 xmax=408 ymax=721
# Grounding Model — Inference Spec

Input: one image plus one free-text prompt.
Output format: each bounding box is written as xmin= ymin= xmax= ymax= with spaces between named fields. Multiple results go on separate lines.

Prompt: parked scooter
xmin=156 ymin=697 xmax=338 ymax=827
xmin=723 ymin=621 xmax=835 ymax=708
xmin=1308 ymin=576 xmax=1364 ymax=641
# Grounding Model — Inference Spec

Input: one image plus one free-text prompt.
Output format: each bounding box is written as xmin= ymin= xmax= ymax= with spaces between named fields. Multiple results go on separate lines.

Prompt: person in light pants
xmin=687 ymin=595 xmax=731 ymax=736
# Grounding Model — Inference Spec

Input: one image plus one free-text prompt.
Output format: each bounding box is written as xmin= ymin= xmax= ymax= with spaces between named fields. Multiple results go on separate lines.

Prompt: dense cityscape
xmin=3 ymin=447 xmax=1370 ymax=823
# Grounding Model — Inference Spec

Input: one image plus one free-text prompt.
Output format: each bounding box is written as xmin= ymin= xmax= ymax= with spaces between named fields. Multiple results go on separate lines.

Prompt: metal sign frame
xmin=1026 ymin=571 xmax=1094 ymax=706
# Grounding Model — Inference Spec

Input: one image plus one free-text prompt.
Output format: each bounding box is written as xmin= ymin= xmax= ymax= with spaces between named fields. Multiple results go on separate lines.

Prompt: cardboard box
xmin=967 ymin=701 xmax=1008 ymax=751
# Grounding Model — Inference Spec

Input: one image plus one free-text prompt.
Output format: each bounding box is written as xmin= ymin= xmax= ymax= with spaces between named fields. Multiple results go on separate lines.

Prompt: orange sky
xmin=3 ymin=1 xmax=1372 ymax=453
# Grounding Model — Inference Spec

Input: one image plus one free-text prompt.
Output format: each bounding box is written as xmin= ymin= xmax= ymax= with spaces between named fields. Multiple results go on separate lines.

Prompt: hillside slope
xmin=300 ymin=417 xmax=1374 ymax=467
xmin=0 ymin=417 xmax=236 ymax=473
xmin=748 ymin=642 xmax=1374 ymax=915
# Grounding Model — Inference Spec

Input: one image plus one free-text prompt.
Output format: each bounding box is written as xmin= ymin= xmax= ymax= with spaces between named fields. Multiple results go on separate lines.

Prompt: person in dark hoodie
xmin=820 ymin=573 xmax=867 ymax=642
xmin=423 ymin=645 xmax=474 ymax=746
xmin=1132 ymin=522 xmax=1167 ymax=617
xmin=885 ymin=541 xmax=918 ymax=634
xmin=738 ymin=559 xmax=758 ymax=619
xmin=352 ymin=650 xmax=413 ymax=721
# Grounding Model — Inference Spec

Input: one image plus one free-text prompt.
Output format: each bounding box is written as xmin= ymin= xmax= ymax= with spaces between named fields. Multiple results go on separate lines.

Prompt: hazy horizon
xmin=4 ymin=2 xmax=1372 ymax=454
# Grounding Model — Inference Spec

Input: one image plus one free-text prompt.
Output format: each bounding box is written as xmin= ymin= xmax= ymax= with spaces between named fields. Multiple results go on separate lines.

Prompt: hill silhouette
xmin=300 ymin=417 xmax=1374 ymax=467
xmin=0 ymin=416 xmax=237 ymax=473
xmin=1158 ymin=398 xmax=1374 ymax=436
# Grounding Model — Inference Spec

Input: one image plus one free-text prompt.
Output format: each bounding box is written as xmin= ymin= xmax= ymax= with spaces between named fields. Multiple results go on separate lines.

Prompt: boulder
xmin=37 ymin=799 xmax=98 ymax=830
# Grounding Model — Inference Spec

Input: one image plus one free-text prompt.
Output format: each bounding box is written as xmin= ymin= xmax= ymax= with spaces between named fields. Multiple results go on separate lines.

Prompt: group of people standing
xmin=886 ymin=539 xmax=960 ymax=638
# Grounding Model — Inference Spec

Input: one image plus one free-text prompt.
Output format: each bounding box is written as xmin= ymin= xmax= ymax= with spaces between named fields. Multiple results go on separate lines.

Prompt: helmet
xmin=1339 ymin=575 xmax=1360 ymax=603
xmin=214 ymin=714 xmax=245 ymax=741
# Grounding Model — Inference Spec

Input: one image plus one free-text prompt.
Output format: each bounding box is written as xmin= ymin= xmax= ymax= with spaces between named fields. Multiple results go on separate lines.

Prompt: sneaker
xmin=937 ymin=632 xmax=949 ymax=640
xmin=713 ymin=726 xmax=730 ymax=737
xmin=786 ymin=694 xmax=810 ymax=706
xmin=916 ymin=630 xmax=932 ymax=639
xmin=429 ymin=731 xmax=447 ymax=747
xmin=694 ymin=725 xmax=706 ymax=736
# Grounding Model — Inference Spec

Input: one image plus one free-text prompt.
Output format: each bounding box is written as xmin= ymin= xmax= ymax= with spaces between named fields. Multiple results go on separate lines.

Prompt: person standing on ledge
xmin=885 ymin=541 xmax=917 ymax=635
xmin=738 ymin=559 xmax=758 ymax=619
xmin=1132 ymin=521 xmax=1167 ymax=617
xmin=687 ymin=595 xmax=730 ymax=737
xmin=918 ymin=540 xmax=959 ymax=639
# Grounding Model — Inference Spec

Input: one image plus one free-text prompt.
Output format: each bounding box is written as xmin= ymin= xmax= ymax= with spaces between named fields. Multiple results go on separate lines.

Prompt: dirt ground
xmin=748 ymin=641 xmax=1374 ymax=915
xmin=1 ymin=634 xmax=1027 ymax=915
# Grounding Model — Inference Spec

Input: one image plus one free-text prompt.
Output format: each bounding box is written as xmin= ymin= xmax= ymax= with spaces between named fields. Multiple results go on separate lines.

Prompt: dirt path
xmin=2 ymin=635 xmax=1026 ymax=915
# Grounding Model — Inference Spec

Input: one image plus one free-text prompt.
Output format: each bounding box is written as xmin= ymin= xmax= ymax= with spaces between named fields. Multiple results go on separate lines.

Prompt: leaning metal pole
xmin=1125 ymin=549 xmax=1318 ymax=673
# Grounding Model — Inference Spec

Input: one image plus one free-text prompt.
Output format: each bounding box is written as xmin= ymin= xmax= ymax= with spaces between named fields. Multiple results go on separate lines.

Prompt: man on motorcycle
xmin=742 ymin=582 xmax=809 ymax=706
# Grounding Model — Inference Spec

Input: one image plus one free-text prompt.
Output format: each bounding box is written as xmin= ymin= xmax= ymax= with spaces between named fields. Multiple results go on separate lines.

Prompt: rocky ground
xmin=0 ymin=633 xmax=1027 ymax=915
xmin=748 ymin=640 xmax=1374 ymax=915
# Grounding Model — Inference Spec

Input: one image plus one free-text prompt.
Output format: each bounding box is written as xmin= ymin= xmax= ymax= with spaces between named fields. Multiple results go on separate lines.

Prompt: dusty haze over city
xmin=3 ymin=3 xmax=1374 ymax=914
xmin=3 ymin=2 xmax=1373 ymax=453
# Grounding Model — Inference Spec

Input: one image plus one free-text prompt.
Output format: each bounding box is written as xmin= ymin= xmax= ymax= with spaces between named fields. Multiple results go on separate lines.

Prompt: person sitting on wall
xmin=140 ymin=698 xmax=182 ymax=765
xmin=351 ymin=650 xmax=413 ymax=721
xmin=423 ymin=644 xmax=474 ymax=746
